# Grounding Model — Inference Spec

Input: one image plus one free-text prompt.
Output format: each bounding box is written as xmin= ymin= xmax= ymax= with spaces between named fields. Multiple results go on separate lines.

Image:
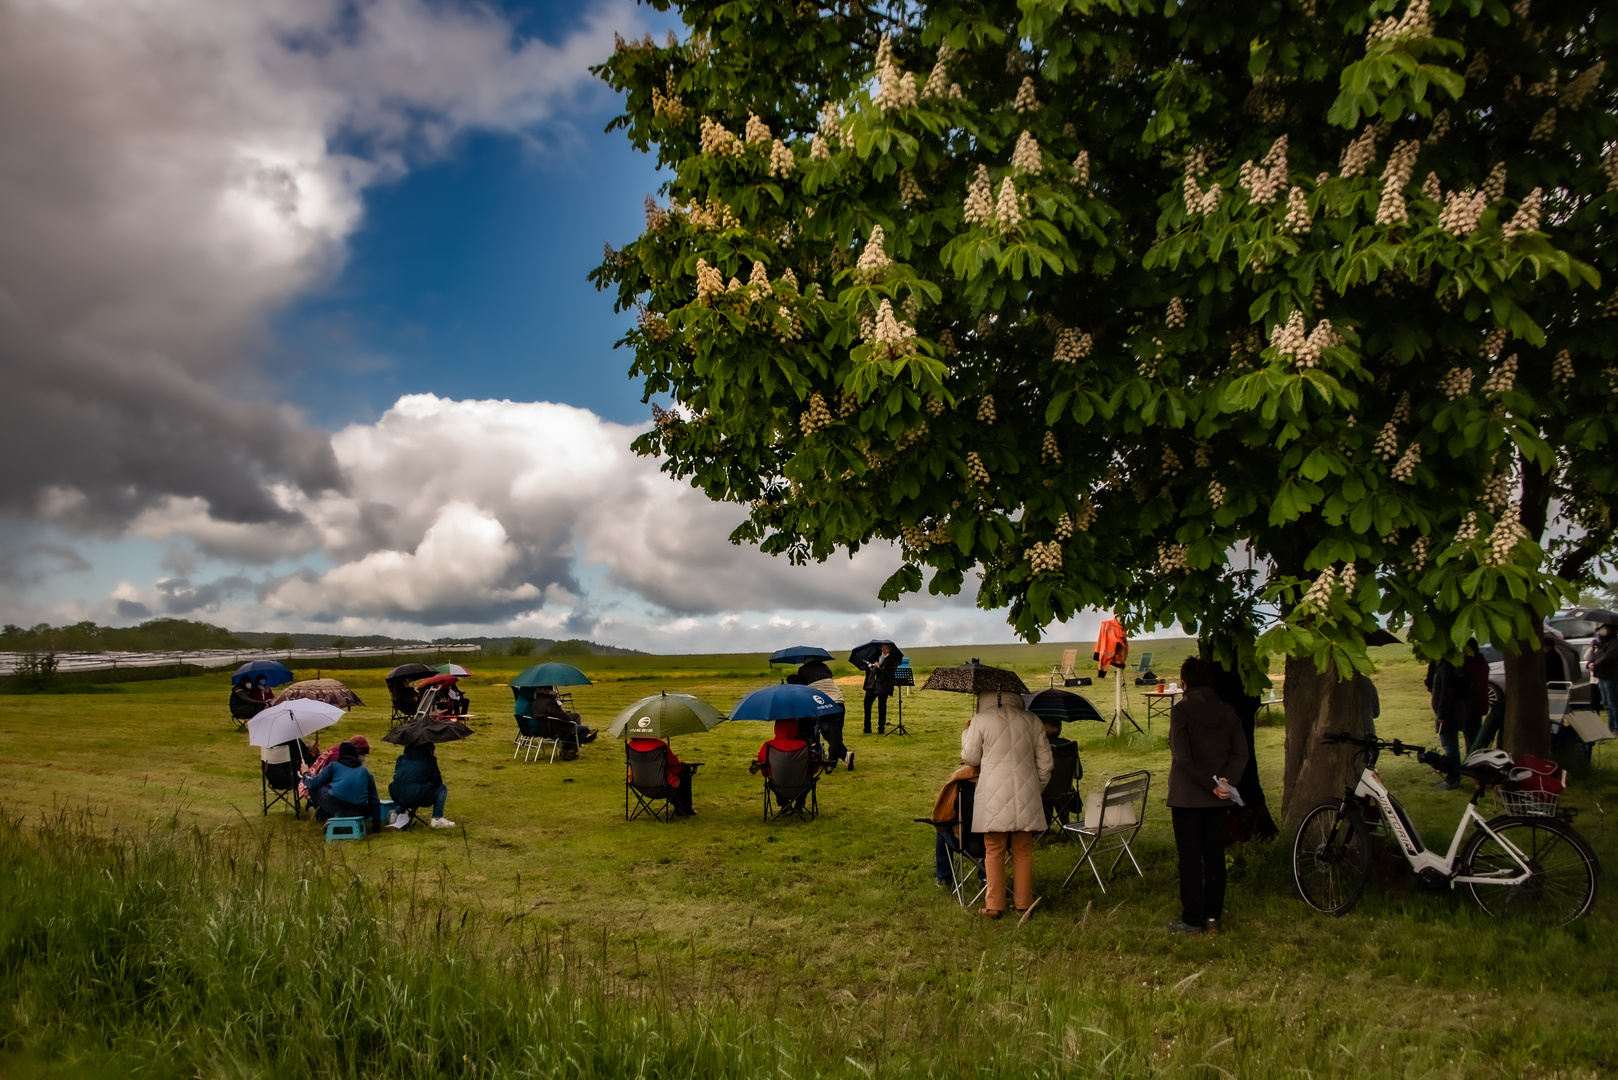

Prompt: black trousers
xmin=821 ymin=711 xmax=847 ymax=761
xmin=312 ymin=789 xmax=380 ymax=827
xmin=863 ymin=692 xmax=889 ymax=732
xmin=670 ymin=765 xmax=695 ymax=816
xmin=1171 ymin=806 xmax=1228 ymax=924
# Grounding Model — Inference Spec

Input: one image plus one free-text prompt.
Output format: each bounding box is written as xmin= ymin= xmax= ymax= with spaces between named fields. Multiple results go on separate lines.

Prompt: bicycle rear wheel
xmin=1459 ymin=816 xmax=1599 ymax=926
xmin=1293 ymin=802 xmax=1372 ymax=915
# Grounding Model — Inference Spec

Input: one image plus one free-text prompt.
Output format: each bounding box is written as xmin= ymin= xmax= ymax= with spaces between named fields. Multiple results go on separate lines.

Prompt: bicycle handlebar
xmin=1322 ymin=732 xmax=1427 ymax=757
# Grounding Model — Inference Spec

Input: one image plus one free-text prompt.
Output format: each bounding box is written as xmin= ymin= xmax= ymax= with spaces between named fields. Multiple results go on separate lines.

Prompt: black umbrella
xmin=1023 ymin=688 xmax=1105 ymax=724
xmin=384 ymin=713 xmax=474 ymax=746
xmin=921 ymin=662 xmax=1027 ymax=695
xmin=849 ymin=639 xmax=903 ymax=668
xmin=1569 ymin=607 xmax=1618 ymax=626
xmin=1365 ymin=628 xmax=1402 ymax=648
xmin=386 ymin=662 xmax=437 ymax=685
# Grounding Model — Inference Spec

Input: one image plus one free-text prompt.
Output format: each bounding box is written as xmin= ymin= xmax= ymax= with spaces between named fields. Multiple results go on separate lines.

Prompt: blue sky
xmin=0 ymin=0 xmax=1106 ymax=653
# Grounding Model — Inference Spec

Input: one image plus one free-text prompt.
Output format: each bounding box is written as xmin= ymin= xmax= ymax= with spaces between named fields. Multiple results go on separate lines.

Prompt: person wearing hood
xmin=1166 ymin=658 xmax=1249 ymax=936
xmin=787 ymin=659 xmax=853 ymax=771
xmin=961 ymin=688 xmax=1052 ymax=919
xmin=388 ymin=742 xmax=455 ymax=829
xmin=304 ymin=740 xmax=382 ymax=827
xmin=1590 ymin=622 xmax=1618 ymax=733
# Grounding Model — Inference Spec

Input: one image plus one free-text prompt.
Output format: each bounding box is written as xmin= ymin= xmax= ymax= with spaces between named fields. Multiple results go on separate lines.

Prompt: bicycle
xmin=1292 ymin=733 xmax=1600 ymax=925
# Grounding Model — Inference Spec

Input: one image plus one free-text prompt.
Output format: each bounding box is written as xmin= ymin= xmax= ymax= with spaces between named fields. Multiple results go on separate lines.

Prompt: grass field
xmin=1 ymin=640 xmax=1613 ymax=1078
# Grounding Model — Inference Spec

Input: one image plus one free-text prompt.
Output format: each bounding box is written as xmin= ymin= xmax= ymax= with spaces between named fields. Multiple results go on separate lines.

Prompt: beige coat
xmin=961 ymin=694 xmax=1053 ymax=833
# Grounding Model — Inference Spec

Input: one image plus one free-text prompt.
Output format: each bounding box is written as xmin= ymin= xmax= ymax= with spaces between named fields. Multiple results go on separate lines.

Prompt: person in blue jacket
xmin=388 ymin=742 xmax=455 ymax=829
xmin=304 ymin=741 xmax=381 ymax=826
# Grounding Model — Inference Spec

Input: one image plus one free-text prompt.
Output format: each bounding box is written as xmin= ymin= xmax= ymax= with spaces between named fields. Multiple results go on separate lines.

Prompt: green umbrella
xmin=511 ymin=662 xmax=592 ymax=689
xmin=607 ymin=692 xmax=726 ymax=740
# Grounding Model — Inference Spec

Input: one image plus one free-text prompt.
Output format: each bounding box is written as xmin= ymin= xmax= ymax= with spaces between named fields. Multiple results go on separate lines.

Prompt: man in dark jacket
xmin=304 ymin=741 xmax=381 ymax=826
xmin=860 ymin=644 xmax=898 ymax=734
xmin=389 ymin=743 xmax=454 ymax=829
xmin=1425 ymin=654 xmax=1472 ymax=789
xmin=1589 ymin=622 xmax=1618 ymax=734
xmin=1166 ymin=658 xmax=1249 ymax=936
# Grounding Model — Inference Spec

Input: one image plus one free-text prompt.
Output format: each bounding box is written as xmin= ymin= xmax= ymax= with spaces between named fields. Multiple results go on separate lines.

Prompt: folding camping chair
xmin=260 ymin=743 xmax=303 ymax=818
xmin=913 ymin=779 xmax=1008 ymax=909
xmin=1050 ymin=649 xmax=1078 ymax=688
xmin=1060 ymin=770 xmax=1150 ymax=891
xmin=762 ymin=745 xmax=819 ymax=822
xmin=1038 ymin=740 xmax=1083 ymax=845
xmin=625 ymin=744 xmax=678 ymax=822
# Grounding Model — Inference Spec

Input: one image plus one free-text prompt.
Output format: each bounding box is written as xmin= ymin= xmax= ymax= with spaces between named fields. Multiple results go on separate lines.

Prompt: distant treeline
xmin=1 ymin=619 xmax=639 ymax=659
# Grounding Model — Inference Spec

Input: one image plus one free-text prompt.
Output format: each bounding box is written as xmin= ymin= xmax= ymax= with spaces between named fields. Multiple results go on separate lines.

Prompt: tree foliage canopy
xmin=594 ymin=0 xmax=1617 ymax=684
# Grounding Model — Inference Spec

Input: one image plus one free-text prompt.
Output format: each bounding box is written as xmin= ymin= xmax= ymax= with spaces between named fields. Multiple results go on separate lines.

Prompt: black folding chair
xmin=763 ymin=745 xmax=819 ymax=822
xmin=260 ymin=746 xmax=303 ymax=818
xmin=388 ymin=684 xmax=420 ymax=722
xmin=1038 ymin=740 xmax=1083 ymax=844
xmin=626 ymin=745 xmax=677 ymax=822
xmin=914 ymin=779 xmax=999 ymax=908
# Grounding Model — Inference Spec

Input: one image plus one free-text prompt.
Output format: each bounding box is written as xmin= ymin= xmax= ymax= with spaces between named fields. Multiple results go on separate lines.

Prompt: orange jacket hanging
xmin=1093 ymin=619 xmax=1129 ymax=677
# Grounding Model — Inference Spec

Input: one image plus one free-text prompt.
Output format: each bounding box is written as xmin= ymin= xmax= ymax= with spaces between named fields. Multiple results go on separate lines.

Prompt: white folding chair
xmin=1061 ymin=770 xmax=1150 ymax=891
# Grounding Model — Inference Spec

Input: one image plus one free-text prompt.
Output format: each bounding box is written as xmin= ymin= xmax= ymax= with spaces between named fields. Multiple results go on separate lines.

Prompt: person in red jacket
xmin=626 ymin=737 xmax=695 ymax=816
xmin=752 ymin=720 xmax=808 ymax=774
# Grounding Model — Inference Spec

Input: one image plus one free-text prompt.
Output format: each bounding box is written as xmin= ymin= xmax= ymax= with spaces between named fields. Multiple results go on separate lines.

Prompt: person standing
xmin=860 ymin=643 xmax=898 ymax=734
xmin=1166 ymin=658 xmax=1249 ymax=936
xmin=789 ymin=659 xmax=852 ymax=770
xmin=1590 ymin=622 xmax=1618 ymax=733
xmin=1204 ymin=656 xmax=1277 ymax=841
xmin=1424 ymin=655 xmax=1470 ymax=789
xmin=960 ymin=689 xmax=1052 ymax=919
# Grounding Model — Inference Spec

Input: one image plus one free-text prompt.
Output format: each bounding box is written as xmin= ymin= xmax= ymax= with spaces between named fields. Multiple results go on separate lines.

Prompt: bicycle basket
xmin=1496 ymin=786 xmax=1560 ymax=817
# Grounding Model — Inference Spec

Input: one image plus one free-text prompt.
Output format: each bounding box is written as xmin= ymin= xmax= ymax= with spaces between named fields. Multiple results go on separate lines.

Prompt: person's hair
xmin=1041 ymin=716 xmax=1061 ymax=734
xmin=1180 ymin=656 xmax=1210 ymax=688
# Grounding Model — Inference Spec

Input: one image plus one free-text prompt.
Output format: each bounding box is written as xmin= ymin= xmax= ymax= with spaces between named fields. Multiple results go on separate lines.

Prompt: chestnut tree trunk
xmin=1501 ymin=453 xmax=1553 ymax=759
xmin=1280 ymin=656 xmax=1367 ymax=828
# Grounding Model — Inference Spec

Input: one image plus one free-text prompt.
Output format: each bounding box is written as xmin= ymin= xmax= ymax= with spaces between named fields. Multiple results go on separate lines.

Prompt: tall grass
xmin=1 ymin=809 xmax=1609 ymax=1079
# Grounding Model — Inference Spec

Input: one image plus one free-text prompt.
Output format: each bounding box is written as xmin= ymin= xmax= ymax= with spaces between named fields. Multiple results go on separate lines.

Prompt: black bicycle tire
xmin=1293 ymin=802 xmax=1372 ymax=916
xmin=1459 ymin=815 xmax=1599 ymax=926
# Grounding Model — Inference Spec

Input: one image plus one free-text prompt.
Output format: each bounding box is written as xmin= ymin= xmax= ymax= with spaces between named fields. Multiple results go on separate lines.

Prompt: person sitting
xmin=304 ymin=740 xmax=382 ymax=827
xmin=525 ymin=686 xmax=596 ymax=759
xmin=1040 ymin=716 xmax=1078 ymax=827
xmin=789 ymin=659 xmax=852 ymax=770
xmin=389 ymin=681 xmax=421 ymax=717
xmin=231 ymin=679 xmax=269 ymax=722
xmin=388 ymin=742 xmax=455 ymax=829
xmin=928 ymin=760 xmax=981 ymax=887
xmin=626 ymin=736 xmax=696 ymax=816
xmin=250 ymin=674 xmax=275 ymax=706
xmin=439 ymin=680 xmax=471 ymax=717
xmin=751 ymin=720 xmax=825 ymax=811
xmin=299 ymin=734 xmax=368 ymax=801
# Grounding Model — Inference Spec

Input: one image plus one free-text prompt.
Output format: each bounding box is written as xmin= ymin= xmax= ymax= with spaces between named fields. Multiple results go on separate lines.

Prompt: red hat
xmin=348 ymin=735 xmax=371 ymax=753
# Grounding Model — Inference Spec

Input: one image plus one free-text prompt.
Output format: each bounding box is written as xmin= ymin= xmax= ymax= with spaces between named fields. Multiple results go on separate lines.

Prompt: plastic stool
xmin=325 ymin=816 xmax=367 ymax=842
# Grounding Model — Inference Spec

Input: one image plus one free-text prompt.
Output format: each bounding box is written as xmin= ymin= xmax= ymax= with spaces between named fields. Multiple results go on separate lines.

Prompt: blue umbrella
xmin=232 ymin=660 xmax=293 ymax=686
xmin=732 ymin=683 xmax=843 ymax=722
xmin=769 ymin=645 xmax=834 ymax=665
xmin=510 ymin=662 xmax=593 ymax=689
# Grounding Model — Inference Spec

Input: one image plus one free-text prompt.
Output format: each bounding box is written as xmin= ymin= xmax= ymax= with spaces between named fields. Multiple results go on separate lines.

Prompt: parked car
xmin=1479 ymin=608 xmax=1600 ymax=710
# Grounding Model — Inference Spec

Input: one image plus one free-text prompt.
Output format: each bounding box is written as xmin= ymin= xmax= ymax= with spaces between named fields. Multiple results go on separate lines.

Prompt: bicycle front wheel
xmin=1459 ymin=816 xmax=1599 ymax=926
xmin=1293 ymin=802 xmax=1372 ymax=915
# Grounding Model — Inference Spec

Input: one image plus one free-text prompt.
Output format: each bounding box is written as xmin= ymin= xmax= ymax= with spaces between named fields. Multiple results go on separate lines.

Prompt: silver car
xmin=1480 ymin=608 xmax=1601 ymax=709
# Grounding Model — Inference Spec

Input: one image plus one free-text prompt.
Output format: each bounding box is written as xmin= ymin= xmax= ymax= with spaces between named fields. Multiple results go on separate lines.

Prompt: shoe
xmin=977 ymin=908 xmax=1004 ymax=920
xmin=1203 ymin=918 xmax=1222 ymax=936
xmin=878 ymin=727 xmax=886 ymax=735
xmin=1166 ymin=918 xmax=1204 ymax=936
xmin=1433 ymin=778 xmax=1460 ymax=791
xmin=430 ymin=817 xmax=456 ymax=829
xmin=846 ymin=752 xmax=856 ymax=772
xmin=863 ymin=725 xmax=872 ymax=735
xmin=934 ymin=877 xmax=949 ymax=889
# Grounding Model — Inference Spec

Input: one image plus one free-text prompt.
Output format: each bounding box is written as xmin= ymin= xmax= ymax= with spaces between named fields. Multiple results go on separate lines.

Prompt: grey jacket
xmin=1167 ymin=686 xmax=1249 ymax=809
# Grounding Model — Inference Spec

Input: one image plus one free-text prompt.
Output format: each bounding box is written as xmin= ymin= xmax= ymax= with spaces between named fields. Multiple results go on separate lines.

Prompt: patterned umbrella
xmin=271 ymin=678 xmax=363 ymax=709
xmin=921 ymin=663 xmax=1028 ymax=695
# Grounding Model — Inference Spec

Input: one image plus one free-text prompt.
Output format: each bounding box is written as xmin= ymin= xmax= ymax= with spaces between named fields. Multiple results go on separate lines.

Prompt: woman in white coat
xmin=961 ymin=690 xmax=1053 ymax=918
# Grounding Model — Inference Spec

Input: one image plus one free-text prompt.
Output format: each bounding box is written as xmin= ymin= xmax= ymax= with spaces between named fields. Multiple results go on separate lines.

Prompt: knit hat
xmin=348 ymin=735 xmax=371 ymax=753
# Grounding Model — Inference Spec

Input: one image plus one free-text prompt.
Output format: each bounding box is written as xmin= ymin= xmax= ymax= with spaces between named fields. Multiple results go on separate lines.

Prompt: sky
xmin=0 ymin=0 xmax=1114 ymax=654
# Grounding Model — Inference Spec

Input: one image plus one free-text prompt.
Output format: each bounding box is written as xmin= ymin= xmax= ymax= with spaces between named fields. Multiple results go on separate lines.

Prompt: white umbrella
xmin=247 ymin=699 xmax=345 ymax=748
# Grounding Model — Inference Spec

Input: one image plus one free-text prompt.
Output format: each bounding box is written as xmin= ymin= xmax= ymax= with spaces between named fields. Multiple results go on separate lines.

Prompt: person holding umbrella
xmin=853 ymin=640 xmax=900 ymax=735
xmin=388 ymin=743 xmax=455 ymax=829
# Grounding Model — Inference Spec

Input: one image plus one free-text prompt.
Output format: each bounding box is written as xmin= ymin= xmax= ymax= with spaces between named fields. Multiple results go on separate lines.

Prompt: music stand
xmin=887 ymin=659 xmax=914 ymax=736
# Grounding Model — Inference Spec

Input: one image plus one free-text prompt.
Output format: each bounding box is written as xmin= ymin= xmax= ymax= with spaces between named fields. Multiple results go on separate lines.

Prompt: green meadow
xmin=0 ymin=640 xmax=1613 ymax=1078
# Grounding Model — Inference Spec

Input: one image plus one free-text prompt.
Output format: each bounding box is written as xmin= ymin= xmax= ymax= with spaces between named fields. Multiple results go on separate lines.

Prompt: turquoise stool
xmin=324 ymin=816 xmax=367 ymax=842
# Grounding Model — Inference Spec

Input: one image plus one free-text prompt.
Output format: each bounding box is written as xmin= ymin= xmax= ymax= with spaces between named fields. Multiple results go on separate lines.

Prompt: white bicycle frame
xmin=1353 ymin=766 xmax=1534 ymax=888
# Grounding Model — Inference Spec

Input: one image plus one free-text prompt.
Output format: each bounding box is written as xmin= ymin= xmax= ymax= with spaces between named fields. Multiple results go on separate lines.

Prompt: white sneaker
xmin=430 ymin=817 xmax=456 ymax=829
